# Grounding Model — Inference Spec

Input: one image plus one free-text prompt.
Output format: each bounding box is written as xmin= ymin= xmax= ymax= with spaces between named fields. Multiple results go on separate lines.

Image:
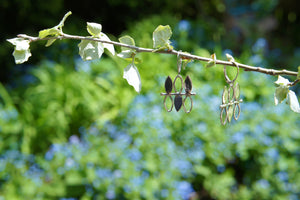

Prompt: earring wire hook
xmin=177 ymin=50 xmax=182 ymax=74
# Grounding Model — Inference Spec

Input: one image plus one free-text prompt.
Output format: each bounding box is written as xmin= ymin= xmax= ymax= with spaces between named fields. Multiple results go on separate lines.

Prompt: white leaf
xmin=78 ymin=40 xmax=104 ymax=61
xmin=100 ymin=33 xmax=115 ymax=55
xmin=117 ymin=50 xmax=133 ymax=59
xmin=7 ymin=38 xmax=30 ymax=51
xmin=211 ymin=53 xmax=217 ymax=61
xmin=119 ymin=35 xmax=135 ymax=51
xmin=87 ymin=22 xmax=102 ymax=36
xmin=226 ymin=53 xmax=235 ymax=62
xmin=274 ymin=85 xmax=289 ymax=105
xmin=275 ymin=75 xmax=290 ymax=86
xmin=13 ymin=49 xmax=32 ymax=64
xmin=7 ymin=38 xmax=32 ymax=64
xmin=152 ymin=25 xmax=173 ymax=49
xmin=123 ymin=63 xmax=141 ymax=93
xmin=288 ymin=90 xmax=300 ymax=113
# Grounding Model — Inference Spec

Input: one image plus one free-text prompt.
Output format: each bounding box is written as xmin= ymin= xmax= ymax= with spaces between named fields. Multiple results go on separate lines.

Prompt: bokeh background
xmin=1 ymin=0 xmax=300 ymax=199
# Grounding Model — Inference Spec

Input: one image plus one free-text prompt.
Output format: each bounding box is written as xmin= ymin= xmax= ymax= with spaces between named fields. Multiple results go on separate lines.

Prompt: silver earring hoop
xmin=224 ymin=62 xmax=239 ymax=84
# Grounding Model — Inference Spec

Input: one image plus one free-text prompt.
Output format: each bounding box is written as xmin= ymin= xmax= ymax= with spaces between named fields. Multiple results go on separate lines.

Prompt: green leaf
xmin=152 ymin=25 xmax=173 ymax=49
xmin=274 ymin=85 xmax=289 ymax=105
xmin=38 ymin=11 xmax=72 ymax=39
xmin=87 ymin=22 xmax=102 ymax=37
xmin=57 ymin=11 xmax=72 ymax=28
xmin=118 ymin=57 xmax=142 ymax=64
xmin=133 ymin=57 xmax=142 ymax=64
xmin=275 ymin=75 xmax=290 ymax=86
xmin=119 ymin=35 xmax=135 ymax=52
xmin=100 ymin=33 xmax=115 ymax=55
xmin=297 ymin=66 xmax=300 ymax=80
xmin=287 ymin=90 xmax=300 ymax=113
xmin=182 ymin=60 xmax=192 ymax=70
xmin=39 ymin=27 xmax=60 ymax=39
xmin=194 ymin=165 xmax=211 ymax=177
xmin=45 ymin=39 xmax=57 ymax=47
xmin=78 ymin=40 xmax=104 ymax=61
xmin=123 ymin=63 xmax=141 ymax=93
xmin=206 ymin=53 xmax=217 ymax=68
xmin=181 ymin=53 xmax=193 ymax=69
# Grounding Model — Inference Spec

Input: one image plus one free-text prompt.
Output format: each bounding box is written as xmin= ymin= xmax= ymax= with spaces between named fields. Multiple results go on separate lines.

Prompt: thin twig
xmin=288 ymin=79 xmax=300 ymax=87
xmin=17 ymin=33 xmax=298 ymax=77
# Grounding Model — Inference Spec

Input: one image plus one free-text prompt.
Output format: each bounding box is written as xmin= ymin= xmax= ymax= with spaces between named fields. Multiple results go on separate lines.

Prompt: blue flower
xmin=175 ymin=181 xmax=195 ymax=200
xmin=178 ymin=20 xmax=191 ymax=32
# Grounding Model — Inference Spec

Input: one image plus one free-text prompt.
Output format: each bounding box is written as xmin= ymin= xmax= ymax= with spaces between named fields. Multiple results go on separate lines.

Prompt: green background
xmin=0 ymin=0 xmax=300 ymax=199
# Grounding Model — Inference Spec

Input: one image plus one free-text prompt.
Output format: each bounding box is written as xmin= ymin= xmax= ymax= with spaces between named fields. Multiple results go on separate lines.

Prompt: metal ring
xmin=233 ymin=82 xmax=240 ymax=101
xmin=220 ymin=107 xmax=227 ymax=125
xmin=183 ymin=95 xmax=193 ymax=113
xmin=173 ymin=74 xmax=183 ymax=93
xmin=163 ymin=95 xmax=173 ymax=112
xmin=224 ymin=62 xmax=239 ymax=84
xmin=228 ymin=84 xmax=234 ymax=103
xmin=233 ymin=103 xmax=241 ymax=121
xmin=226 ymin=105 xmax=234 ymax=123
xmin=222 ymin=86 xmax=228 ymax=104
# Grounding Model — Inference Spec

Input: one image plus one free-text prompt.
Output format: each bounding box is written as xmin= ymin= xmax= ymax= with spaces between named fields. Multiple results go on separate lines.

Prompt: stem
xmin=288 ymin=79 xmax=300 ymax=87
xmin=57 ymin=11 xmax=72 ymax=28
xmin=17 ymin=33 xmax=298 ymax=77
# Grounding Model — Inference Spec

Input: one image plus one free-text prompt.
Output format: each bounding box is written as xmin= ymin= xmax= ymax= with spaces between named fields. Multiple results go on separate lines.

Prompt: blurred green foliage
xmin=1 ymin=0 xmax=300 ymax=200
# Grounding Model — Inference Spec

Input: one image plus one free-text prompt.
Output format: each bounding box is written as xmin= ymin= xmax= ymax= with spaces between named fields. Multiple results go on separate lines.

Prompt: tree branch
xmin=17 ymin=33 xmax=298 ymax=77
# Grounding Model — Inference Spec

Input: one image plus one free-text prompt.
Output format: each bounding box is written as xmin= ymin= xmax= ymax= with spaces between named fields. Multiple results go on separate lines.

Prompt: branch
xmin=17 ymin=33 xmax=298 ymax=77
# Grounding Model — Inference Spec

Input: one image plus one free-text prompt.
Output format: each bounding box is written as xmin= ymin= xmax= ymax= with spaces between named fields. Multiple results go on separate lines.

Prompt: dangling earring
xmin=220 ymin=62 xmax=243 ymax=125
xmin=161 ymin=51 xmax=195 ymax=113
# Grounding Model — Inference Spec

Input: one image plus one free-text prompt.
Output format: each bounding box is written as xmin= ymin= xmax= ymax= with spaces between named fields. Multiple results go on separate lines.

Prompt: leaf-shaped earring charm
xmin=165 ymin=76 xmax=173 ymax=94
xmin=174 ymin=95 xmax=183 ymax=111
xmin=233 ymin=82 xmax=242 ymax=120
xmin=222 ymin=86 xmax=229 ymax=105
xmin=173 ymin=74 xmax=183 ymax=93
xmin=161 ymin=74 xmax=195 ymax=113
xmin=234 ymin=82 xmax=240 ymax=101
xmin=184 ymin=76 xmax=192 ymax=94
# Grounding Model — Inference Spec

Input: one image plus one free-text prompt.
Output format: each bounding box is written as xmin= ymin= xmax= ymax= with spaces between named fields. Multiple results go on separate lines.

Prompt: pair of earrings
xmin=161 ymin=52 xmax=195 ymax=113
xmin=161 ymin=52 xmax=243 ymax=125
